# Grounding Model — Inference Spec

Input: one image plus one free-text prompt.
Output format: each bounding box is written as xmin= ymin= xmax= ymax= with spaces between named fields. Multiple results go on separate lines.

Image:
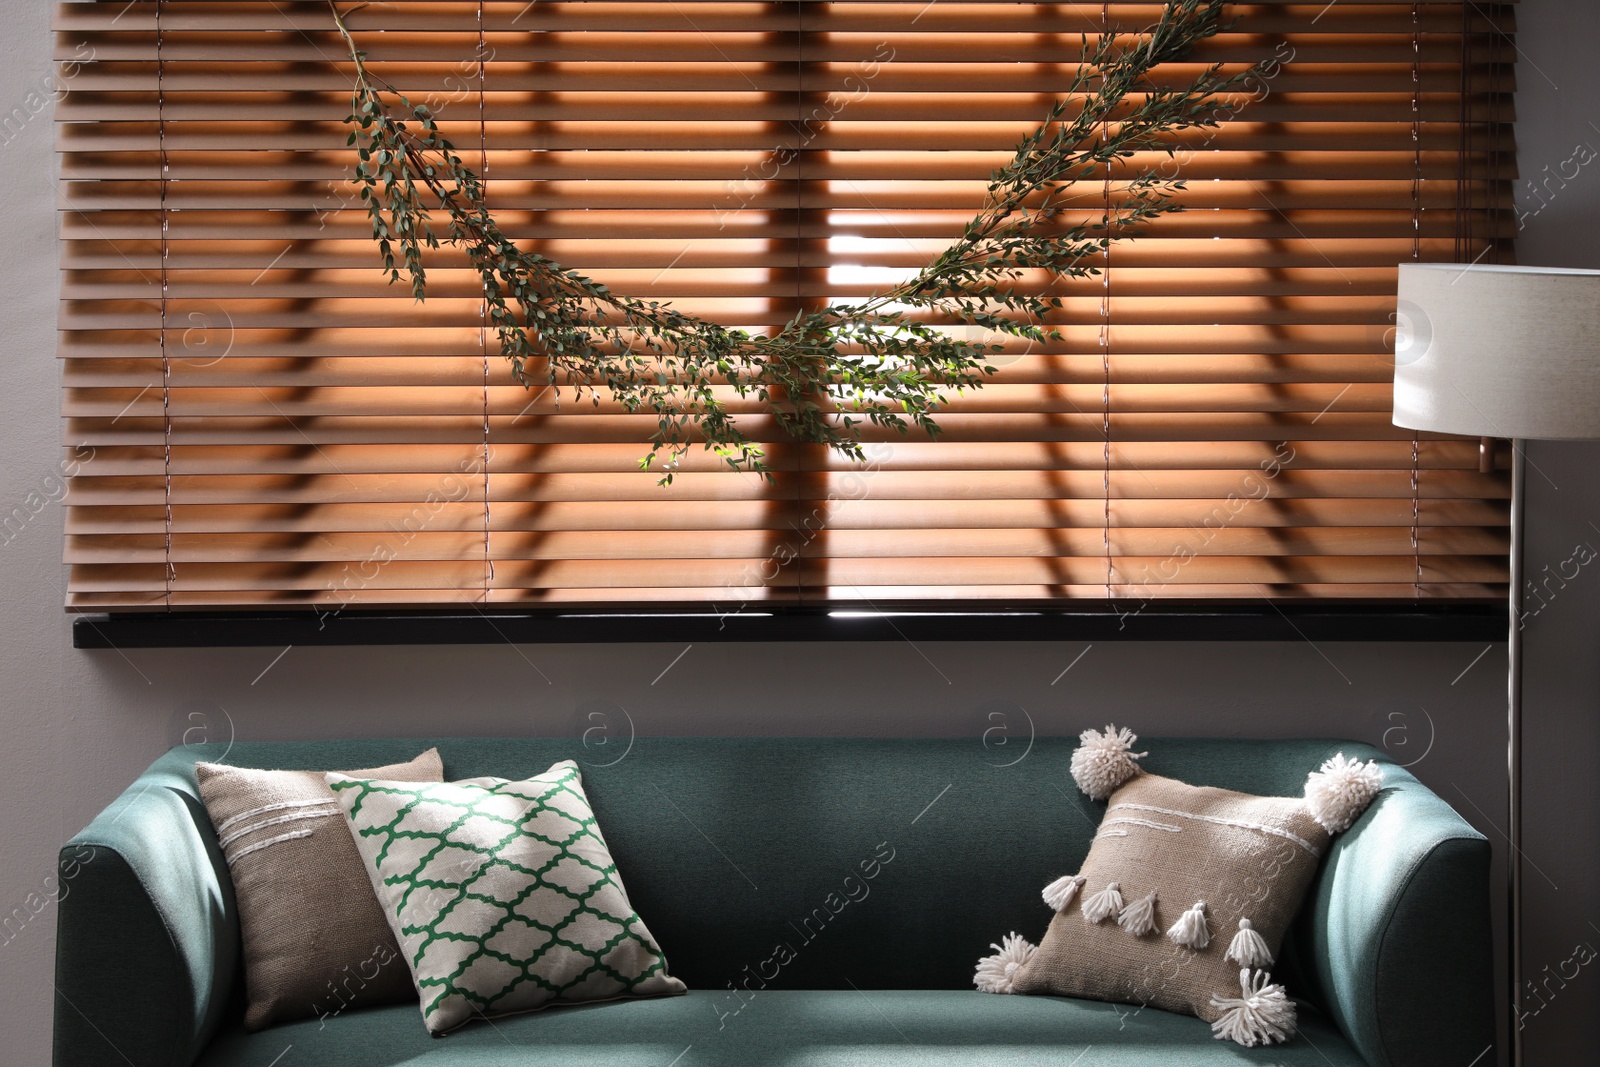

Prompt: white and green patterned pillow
xmin=326 ymin=760 xmax=685 ymax=1034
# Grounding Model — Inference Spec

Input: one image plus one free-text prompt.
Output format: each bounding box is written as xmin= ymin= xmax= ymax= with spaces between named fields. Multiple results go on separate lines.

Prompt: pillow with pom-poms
xmin=975 ymin=726 xmax=1383 ymax=1048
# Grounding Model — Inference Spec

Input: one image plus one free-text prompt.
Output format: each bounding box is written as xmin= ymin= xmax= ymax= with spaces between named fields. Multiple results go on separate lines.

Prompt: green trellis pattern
xmin=327 ymin=760 xmax=685 ymax=1034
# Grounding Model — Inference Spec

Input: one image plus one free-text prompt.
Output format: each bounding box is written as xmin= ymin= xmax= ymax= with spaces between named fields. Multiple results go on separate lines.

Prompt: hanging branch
xmin=330 ymin=0 xmax=1256 ymax=484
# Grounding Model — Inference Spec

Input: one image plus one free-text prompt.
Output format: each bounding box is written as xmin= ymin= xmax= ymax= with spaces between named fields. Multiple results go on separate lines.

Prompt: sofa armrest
xmin=53 ymin=755 xmax=238 ymax=1067
xmin=1298 ymin=758 xmax=1496 ymax=1067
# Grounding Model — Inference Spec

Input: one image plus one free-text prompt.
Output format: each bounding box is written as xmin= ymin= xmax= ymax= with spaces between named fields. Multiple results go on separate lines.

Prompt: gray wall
xmin=1512 ymin=1 xmax=1600 ymax=1062
xmin=6 ymin=2 xmax=1596 ymax=1064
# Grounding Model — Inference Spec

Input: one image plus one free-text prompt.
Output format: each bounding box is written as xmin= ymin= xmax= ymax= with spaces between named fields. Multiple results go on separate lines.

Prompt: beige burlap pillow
xmin=977 ymin=727 xmax=1383 ymax=1048
xmin=196 ymin=749 xmax=444 ymax=1030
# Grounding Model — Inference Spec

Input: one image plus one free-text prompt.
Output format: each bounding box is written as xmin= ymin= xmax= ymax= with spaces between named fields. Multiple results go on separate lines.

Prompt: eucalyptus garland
xmin=331 ymin=0 xmax=1255 ymax=483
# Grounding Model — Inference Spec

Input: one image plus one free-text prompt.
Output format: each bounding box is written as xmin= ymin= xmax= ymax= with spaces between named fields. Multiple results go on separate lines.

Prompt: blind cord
xmin=157 ymin=0 xmax=174 ymax=605
xmin=1409 ymin=3 xmax=1423 ymax=601
xmin=1456 ymin=0 xmax=1470 ymax=263
xmin=1489 ymin=6 xmax=1496 ymax=265
xmin=479 ymin=1 xmax=493 ymax=599
xmin=795 ymin=1 xmax=805 ymax=605
xmin=1100 ymin=1 xmax=1114 ymax=605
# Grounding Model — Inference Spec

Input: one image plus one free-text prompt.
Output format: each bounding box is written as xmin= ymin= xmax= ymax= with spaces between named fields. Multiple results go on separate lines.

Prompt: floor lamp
xmin=1393 ymin=262 xmax=1600 ymax=1066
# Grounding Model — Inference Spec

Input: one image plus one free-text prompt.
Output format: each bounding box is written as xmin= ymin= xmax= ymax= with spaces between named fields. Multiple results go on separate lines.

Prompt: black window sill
xmin=72 ymin=603 xmax=1508 ymax=648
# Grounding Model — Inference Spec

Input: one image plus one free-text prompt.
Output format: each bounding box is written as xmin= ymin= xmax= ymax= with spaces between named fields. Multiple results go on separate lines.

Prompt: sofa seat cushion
xmin=193 ymin=989 xmax=1365 ymax=1066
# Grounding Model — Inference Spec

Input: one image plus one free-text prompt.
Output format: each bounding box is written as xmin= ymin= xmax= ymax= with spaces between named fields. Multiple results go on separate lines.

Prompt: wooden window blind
xmin=56 ymin=0 xmax=1516 ymax=613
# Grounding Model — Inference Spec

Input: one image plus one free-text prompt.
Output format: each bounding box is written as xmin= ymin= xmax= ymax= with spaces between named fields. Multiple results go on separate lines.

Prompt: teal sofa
xmin=53 ymin=737 xmax=1495 ymax=1066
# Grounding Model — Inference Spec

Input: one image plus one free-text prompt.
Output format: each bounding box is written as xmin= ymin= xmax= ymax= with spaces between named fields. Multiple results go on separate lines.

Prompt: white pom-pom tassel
xmin=1209 ymin=969 xmax=1297 ymax=1046
xmin=1224 ymin=918 xmax=1273 ymax=968
xmin=1042 ymin=874 xmax=1086 ymax=912
xmin=1166 ymin=900 xmax=1211 ymax=950
xmin=1303 ymin=752 xmax=1385 ymax=833
xmin=1117 ymin=891 xmax=1158 ymax=937
xmin=1081 ymin=881 xmax=1123 ymax=924
xmin=973 ymin=932 xmax=1036 ymax=994
xmin=1070 ymin=724 xmax=1148 ymax=800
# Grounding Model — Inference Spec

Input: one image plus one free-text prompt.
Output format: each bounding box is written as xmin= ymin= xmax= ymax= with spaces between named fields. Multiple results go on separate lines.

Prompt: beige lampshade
xmin=1393 ymin=263 xmax=1600 ymax=440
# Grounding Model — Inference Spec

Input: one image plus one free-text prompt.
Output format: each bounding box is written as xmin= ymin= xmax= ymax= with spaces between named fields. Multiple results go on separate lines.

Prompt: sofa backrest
xmin=144 ymin=735 xmax=1396 ymax=1004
